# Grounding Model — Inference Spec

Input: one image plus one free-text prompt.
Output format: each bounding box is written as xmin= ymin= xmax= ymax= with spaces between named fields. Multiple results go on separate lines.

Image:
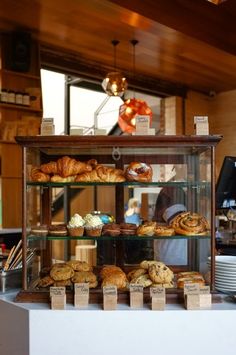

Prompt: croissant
xmin=31 ymin=167 xmax=50 ymax=182
xmin=75 ymin=167 xmax=103 ymax=182
xmin=57 ymin=156 xmax=92 ymax=177
xmin=40 ymin=161 xmax=58 ymax=175
xmin=97 ymin=166 xmax=125 ymax=182
xmin=51 ymin=175 xmax=77 ymax=182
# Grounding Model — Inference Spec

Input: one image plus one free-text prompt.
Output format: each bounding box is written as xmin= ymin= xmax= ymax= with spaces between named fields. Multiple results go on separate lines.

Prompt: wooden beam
xmin=107 ymin=0 xmax=236 ymax=56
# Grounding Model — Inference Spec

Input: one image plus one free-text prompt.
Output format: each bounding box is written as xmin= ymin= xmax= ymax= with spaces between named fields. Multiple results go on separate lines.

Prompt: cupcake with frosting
xmin=67 ymin=213 xmax=85 ymax=237
xmin=84 ymin=213 xmax=103 ymax=237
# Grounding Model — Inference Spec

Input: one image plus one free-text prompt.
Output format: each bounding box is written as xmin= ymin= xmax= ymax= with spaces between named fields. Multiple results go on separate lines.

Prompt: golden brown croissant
xmin=31 ymin=167 xmax=50 ymax=182
xmin=40 ymin=161 xmax=58 ymax=175
xmin=57 ymin=156 xmax=92 ymax=177
xmin=51 ymin=175 xmax=76 ymax=182
xmin=97 ymin=166 xmax=125 ymax=182
xmin=75 ymin=166 xmax=103 ymax=182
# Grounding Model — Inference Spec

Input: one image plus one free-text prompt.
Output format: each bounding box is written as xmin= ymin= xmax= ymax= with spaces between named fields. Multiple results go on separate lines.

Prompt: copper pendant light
xmin=118 ymin=40 xmax=152 ymax=134
xmin=102 ymin=40 xmax=128 ymax=97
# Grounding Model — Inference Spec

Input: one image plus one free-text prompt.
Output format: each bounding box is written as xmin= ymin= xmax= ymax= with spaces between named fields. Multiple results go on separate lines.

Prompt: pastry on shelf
xmin=102 ymin=223 xmax=120 ymax=237
xmin=71 ymin=271 xmax=98 ymax=288
xmin=100 ymin=265 xmax=124 ymax=279
xmin=31 ymin=167 xmax=50 ymax=182
xmin=51 ymin=175 xmax=77 ymax=182
xmin=50 ymin=263 xmax=74 ymax=281
xmin=137 ymin=221 xmax=156 ymax=236
xmin=129 ymin=274 xmax=152 ymax=288
xmin=30 ymin=224 xmax=48 ymax=237
xmin=40 ymin=161 xmax=58 ymax=175
xmin=76 ymin=164 xmax=125 ymax=183
xmin=66 ymin=260 xmax=92 ymax=272
xmin=148 ymin=263 xmax=174 ymax=284
xmin=176 ymin=271 xmax=205 ymax=289
xmin=120 ymin=223 xmax=137 ymax=235
xmin=84 ymin=213 xmax=103 ymax=237
xmin=57 ymin=156 xmax=92 ymax=177
xmin=125 ymin=162 xmax=153 ymax=182
xmin=48 ymin=224 xmax=68 ymax=236
xmin=67 ymin=213 xmax=85 ymax=237
xmin=171 ymin=212 xmax=210 ymax=236
xmin=101 ymin=270 xmax=128 ymax=289
xmin=154 ymin=225 xmax=175 ymax=237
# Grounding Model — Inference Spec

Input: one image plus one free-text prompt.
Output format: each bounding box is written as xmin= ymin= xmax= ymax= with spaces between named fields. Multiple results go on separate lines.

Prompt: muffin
xmin=84 ymin=213 xmax=103 ymax=237
xmin=67 ymin=213 xmax=85 ymax=237
xmin=30 ymin=224 xmax=48 ymax=237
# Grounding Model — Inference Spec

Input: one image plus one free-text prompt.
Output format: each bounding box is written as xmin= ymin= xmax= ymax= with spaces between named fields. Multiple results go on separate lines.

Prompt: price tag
xmin=50 ymin=287 xmax=66 ymax=310
xmin=129 ymin=284 xmax=143 ymax=309
xmin=135 ymin=115 xmax=150 ymax=135
xmin=184 ymin=283 xmax=200 ymax=295
xmin=200 ymin=286 xmax=210 ymax=294
xmin=184 ymin=283 xmax=200 ymax=310
xmin=103 ymin=286 xmax=117 ymax=310
xmin=150 ymin=286 xmax=166 ymax=311
xmin=74 ymin=283 xmax=89 ymax=308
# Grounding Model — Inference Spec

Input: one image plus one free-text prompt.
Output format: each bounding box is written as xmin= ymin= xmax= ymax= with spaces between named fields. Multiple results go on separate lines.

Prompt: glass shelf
xmin=26 ymin=181 xmax=210 ymax=188
xmin=27 ymin=234 xmax=211 ymax=241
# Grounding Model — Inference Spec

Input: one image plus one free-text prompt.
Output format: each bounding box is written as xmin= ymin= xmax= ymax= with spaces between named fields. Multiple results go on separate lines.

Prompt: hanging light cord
xmin=131 ymin=39 xmax=138 ymax=98
xmin=111 ymin=39 xmax=119 ymax=71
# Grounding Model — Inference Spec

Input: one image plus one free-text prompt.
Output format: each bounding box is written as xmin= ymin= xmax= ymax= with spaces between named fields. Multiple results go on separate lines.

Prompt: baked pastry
xmin=102 ymin=272 xmax=127 ymax=289
xmin=177 ymin=276 xmax=205 ymax=289
xmin=71 ymin=271 xmax=97 ymax=284
xmin=171 ymin=212 xmax=210 ymax=236
xmin=57 ymin=156 xmax=92 ymax=177
xmin=51 ymin=175 xmax=77 ymax=182
xmin=30 ymin=225 xmax=48 ymax=237
xmin=137 ymin=222 xmax=156 ymax=236
xmin=154 ymin=225 xmax=175 ymax=237
xmin=176 ymin=271 xmax=203 ymax=279
xmin=67 ymin=214 xmax=85 ymax=237
xmin=152 ymin=281 xmax=174 ymax=288
xmin=76 ymin=165 xmax=125 ymax=183
xmin=37 ymin=275 xmax=54 ymax=288
xmin=50 ymin=263 xmax=74 ymax=281
xmin=127 ymin=268 xmax=147 ymax=281
xmin=84 ymin=214 xmax=103 ymax=237
xmin=140 ymin=260 xmax=165 ymax=270
xmin=148 ymin=263 xmax=174 ymax=284
xmin=40 ymin=161 xmax=58 ymax=175
xmin=31 ymin=167 xmax=50 ymax=182
xmin=120 ymin=223 xmax=137 ymax=235
xmin=100 ymin=265 xmax=123 ymax=279
xmin=66 ymin=260 xmax=91 ymax=272
xmin=130 ymin=274 xmax=152 ymax=288
xmin=48 ymin=224 xmax=68 ymax=236
xmin=125 ymin=162 xmax=153 ymax=182
xmin=102 ymin=223 xmax=120 ymax=237
xmin=53 ymin=279 xmax=73 ymax=287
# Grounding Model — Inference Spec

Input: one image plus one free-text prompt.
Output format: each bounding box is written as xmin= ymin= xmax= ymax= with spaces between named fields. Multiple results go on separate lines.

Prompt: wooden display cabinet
xmin=15 ymin=135 xmax=222 ymax=303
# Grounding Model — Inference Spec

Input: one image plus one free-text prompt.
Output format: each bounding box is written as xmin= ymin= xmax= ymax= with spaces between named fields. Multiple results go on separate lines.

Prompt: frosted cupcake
xmin=67 ymin=213 xmax=85 ymax=237
xmin=84 ymin=213 xmax=103 ymax=237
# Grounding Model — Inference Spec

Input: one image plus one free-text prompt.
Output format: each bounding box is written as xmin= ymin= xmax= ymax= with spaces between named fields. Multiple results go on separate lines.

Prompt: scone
xmin=127 ymin=268 xmax=147 ymax=281
xmin=66 ymin=260 xmax=92 ymax=272
xmin=71 ymin=271 xmax=97 ymax=284
xmin=50 ymin=263 xmax=74 ymax=281
xmin=148 ymin=263 xmax=174 ymax=284
xmin=130 ymin=274 xmax=152 ymax=288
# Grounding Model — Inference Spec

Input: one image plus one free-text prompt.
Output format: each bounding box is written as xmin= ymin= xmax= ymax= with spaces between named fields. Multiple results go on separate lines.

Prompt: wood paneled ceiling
xmin=0 ymin=0 xmax=236 ymax=94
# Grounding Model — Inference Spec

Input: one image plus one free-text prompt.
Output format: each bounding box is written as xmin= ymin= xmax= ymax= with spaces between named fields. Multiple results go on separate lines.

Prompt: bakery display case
xmin=15 ymin=135 xmax=222 ymax=303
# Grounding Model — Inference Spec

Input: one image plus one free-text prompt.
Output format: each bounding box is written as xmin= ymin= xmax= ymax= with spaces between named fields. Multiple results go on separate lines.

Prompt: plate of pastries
xmin=30 ymin=157 xmax=153 ymax=183
xmin=34 ymin=259 xmax=206 ymax=291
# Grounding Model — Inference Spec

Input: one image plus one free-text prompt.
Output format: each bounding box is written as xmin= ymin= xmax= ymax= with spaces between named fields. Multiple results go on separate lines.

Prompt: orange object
xmin=118 ymin=98 xmax=152 ymax=134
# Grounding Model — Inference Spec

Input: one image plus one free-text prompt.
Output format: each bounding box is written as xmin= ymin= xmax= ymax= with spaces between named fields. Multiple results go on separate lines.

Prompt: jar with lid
xmin=8 ymin=90 xmax=16 ymax=104
xmin=15 ymin=92 xmax=23 ymax=105
xmin=22 ymin=92 xmax=30 ymax=106
xmin=1 ymin=89 xmax=8 ymax=103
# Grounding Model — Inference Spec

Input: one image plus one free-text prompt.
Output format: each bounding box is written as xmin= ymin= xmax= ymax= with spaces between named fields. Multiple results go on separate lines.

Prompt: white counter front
xmin=1 ymin=292 xmax=236 ymax=355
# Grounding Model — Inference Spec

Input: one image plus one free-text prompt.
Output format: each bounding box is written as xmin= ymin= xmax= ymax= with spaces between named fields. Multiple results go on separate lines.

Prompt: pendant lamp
xmin=102 ymin=40 xmax=128 ymax=97
xmin=118 ymin=40 xmax=152 ymax=134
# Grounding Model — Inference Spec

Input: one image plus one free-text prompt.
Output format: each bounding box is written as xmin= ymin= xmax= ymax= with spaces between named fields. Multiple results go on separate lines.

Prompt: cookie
xmin=127 ymin=268 xmax=147 ymax=281
xmin=50 ymin=263 xmax=74 ymax=281
xmin=140 ymin=260 xmax=164 ymax=270
xmin=66 ymin=260 xmax=92 ymax=272
xmin=148 ymin=263 xmax=173 ymax=284
xmin=71 ymin=271 xmax=97 ymax=284
xmin=37 ymin=275 xmax=54 ymax=288
xmin=130 ymin=274 xmax=152 ymax=288
xmin=152 ymin=281 xmax=174 ymax=288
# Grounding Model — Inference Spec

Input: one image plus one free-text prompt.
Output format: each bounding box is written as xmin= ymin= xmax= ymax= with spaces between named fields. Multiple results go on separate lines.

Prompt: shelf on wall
xmin=0 ymin=69 xmax=40 ymax=80
xmin=0 ymin=102 xmax=42 ymax=113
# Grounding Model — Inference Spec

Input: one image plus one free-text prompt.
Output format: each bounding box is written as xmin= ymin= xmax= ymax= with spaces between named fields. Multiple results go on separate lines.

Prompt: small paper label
xmin=200 ymin=286 xmax=210 ymax=294
xmin=50 ymin=287 xmax=66 ymax=297
xmin=150 ymin=286 xmax=165 ymax=298
xmin=184 ymin=283 xmax=200 ymax=295
xmin=185 ymin=294 xmax=200 ymax=310
xmin=51 ymin=294 xmax=66 ymax=310
xmin=103 ymin=286 xmax=117 ymax=310
xmin=135 ymin=115 xmax=150 ymax=135
xmin=74 ymin=283 xmax=89 ymax=308
xmin=194 ymin=116 xmax=209 ymax=135
xmin=150 ymin=286 xmax=166 ymax=310
xmin=130 ymin=284 xmax=143 ymax=308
